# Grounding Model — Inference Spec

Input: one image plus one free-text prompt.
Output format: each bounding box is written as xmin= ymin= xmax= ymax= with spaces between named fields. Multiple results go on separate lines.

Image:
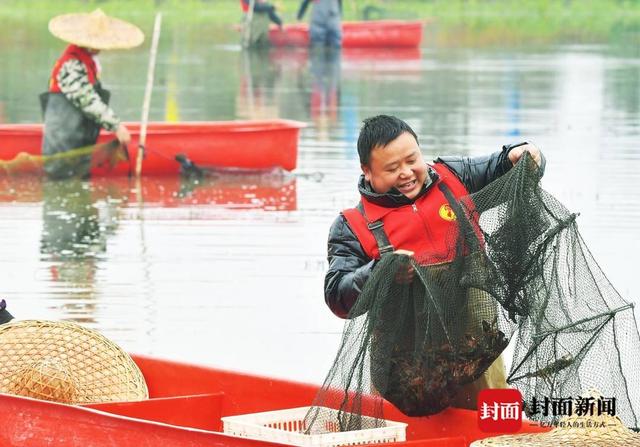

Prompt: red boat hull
xmin=269 ymin=20 xmax=423 ymax=48
xmin=0 ymin=120 xmax=305 ymax=175
xmin=0 ymin=355 xmax=549 ymax=446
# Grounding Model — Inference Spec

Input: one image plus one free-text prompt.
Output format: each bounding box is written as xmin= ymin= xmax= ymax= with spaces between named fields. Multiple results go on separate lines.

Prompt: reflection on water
xmin=237 ymin=48 xmax=282 ymax=120
xmin=40 ymin=179 xmax=119 ymax=325
xmin=309 ymin=47 xmax=341 ymax=142
xmin=42 ymin=180 xmax=109 ymax=259
xmin=0 ymin=33 xmax=639 ymax=383
xmin=2 ymin=171 xmax=298 ymax=211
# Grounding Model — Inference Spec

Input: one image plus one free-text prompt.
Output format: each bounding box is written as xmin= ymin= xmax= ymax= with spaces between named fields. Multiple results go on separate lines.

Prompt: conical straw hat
xmin=49 ymin=9 xmax=144 ymax=50
xmin=0 ymin=320 xmax=148 ymax=404
xmin=470 ymin=391 xmax=640 ymax=447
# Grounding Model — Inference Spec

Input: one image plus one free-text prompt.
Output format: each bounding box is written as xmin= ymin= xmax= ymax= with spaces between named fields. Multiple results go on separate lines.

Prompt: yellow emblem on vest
xmin=439 ymin=204 xmax=456 ymax=221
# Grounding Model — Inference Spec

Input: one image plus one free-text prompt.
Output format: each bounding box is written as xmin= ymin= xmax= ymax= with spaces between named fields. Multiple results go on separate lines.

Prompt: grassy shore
xmin=0 ymin=0 xmax=638 ymax=45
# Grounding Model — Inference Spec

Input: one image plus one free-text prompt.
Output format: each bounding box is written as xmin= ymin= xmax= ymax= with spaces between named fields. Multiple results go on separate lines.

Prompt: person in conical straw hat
xmin=41 ymin=9 xmax=144 ymax=179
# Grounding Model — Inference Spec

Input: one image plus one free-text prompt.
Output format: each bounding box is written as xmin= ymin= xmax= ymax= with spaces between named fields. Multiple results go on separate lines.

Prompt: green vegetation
xmin=0 ymin=0 xmax=638 ymax=45
xmin=413 ymin=0 xmax=640 ymax=45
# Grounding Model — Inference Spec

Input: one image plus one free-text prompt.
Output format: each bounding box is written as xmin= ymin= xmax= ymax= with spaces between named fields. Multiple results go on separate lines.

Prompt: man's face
xmin=362 ymin=132 xmax=427 ymax=200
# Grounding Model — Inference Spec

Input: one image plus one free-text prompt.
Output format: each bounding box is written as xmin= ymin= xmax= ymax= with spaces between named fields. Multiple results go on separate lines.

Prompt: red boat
xmin=269 ymin=20 xmax=423 ymax=48
xmin=0 ymin=120 xmax=305 ymax=175
xmin=0 ymin=355 xmax=548 ymax=447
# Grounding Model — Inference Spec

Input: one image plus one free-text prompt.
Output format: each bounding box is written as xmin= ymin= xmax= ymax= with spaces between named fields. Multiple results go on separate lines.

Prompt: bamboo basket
xmin=0 ymin=320 xmax=148 ymax=404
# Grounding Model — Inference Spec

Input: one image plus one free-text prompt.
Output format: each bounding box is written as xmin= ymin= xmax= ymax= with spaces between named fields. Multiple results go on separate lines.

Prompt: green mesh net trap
xmin=0 ymin=139 xmax=128 ymax=178
xmin=305 ymin=153 xmax=640 ymax=433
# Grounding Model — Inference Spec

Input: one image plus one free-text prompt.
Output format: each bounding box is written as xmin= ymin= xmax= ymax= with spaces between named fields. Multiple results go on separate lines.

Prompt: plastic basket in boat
xmin=222 ymin=406 xmax=407 ymax=447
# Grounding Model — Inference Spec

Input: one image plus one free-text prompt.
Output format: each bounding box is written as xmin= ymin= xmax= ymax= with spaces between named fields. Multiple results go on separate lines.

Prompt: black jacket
xmin=297 ymin=0 xmax=342 ymax=20
xmin=324 ymin=143 xmax=546 ymax=318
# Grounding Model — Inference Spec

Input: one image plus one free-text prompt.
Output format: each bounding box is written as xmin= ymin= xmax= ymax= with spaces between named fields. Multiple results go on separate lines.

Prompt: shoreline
xmin=0 ymin=0 xmax=638 ymax=45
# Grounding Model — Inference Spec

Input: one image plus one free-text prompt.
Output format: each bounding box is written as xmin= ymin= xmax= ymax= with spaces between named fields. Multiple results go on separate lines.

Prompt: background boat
xmin=269 ymin=20 xmax=423 ymax=48
xmin=0 ymin=120 xmax=305 ymax=176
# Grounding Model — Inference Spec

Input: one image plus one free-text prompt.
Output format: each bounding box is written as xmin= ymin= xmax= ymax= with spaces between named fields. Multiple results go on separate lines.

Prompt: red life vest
xmin=240 ymin=0 xmax=249 ymax=12
xmin=49 ymin=45 xmax=99 ymax=93
xmin=342 ymin=163 xmax=477 ymax=264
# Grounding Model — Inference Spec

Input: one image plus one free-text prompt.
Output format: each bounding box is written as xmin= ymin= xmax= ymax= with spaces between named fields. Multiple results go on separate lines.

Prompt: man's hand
xmin=394 ymin=249 xmax=415 ymax=284
xmin=115 ymin=123 xmax=131 ymax=145
xmin=508 ymin=143 xmax=542 ymax=167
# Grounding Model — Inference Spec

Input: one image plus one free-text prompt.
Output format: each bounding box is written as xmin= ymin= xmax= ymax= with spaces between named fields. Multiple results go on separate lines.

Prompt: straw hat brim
xmin=49 ymin=9 xmax=144 ymax=50
xmin=0 ymin=320 xmax=148 ymax=404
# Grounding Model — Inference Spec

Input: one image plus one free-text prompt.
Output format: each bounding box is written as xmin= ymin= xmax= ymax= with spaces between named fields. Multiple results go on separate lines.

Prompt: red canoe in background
xmin=0 ymin=355 xmax=549 ymax=447
xmin=0 ymin=120 xmax=305 ymax=176
xmin=269 ymin=20 xmax=423 ymax=48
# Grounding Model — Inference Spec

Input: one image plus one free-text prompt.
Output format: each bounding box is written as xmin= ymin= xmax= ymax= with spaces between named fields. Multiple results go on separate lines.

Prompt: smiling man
xmin=323 ymin=115 xmax=544 ymax=409
xmin=325 ymin=114 xmax=544 ymax=318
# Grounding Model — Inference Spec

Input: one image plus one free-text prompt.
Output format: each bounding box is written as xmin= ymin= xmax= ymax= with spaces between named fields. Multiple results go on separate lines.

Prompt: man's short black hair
xmin=357 ymin=115 xmax=419 ymax=165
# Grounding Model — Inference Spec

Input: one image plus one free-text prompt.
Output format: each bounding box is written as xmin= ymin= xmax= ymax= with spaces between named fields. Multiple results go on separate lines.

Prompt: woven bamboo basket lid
xmin=0 ymin=320 xmax=148 ymax=404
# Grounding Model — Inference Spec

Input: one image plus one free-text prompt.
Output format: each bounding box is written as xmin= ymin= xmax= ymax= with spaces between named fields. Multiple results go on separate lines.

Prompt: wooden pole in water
xmin=135 ymin=12 xmax=163 ymax=178
xmin=242 ymin=0 xmax=256 ymax=49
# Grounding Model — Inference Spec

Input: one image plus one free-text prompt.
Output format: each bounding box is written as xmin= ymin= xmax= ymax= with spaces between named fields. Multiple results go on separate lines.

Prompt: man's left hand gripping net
xmin=304 ymin=153 xmax=640 ymax=433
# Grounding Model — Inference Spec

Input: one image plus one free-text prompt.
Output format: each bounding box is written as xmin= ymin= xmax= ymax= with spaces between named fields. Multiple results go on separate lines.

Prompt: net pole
xmin=135 ymin=12 xmax=162 ymax=178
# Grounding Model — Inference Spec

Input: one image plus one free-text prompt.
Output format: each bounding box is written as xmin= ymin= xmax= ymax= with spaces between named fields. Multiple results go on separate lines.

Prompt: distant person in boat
xmin=297 ymin=0 xmax=342 ymax=47
xmin=41 ymin=9 xmax=143 ymax=179
xmin=240 ymin=0 xmax=283 ymax=47
xmin=324 ymin=114 xmax=544 ymax=409
xmin=240 ymin=0 xmax=284 ymax=30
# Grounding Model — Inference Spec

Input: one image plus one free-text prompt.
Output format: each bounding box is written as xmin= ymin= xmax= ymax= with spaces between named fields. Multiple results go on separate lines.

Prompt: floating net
xmin=0 ymin=139 xmax=128 ymax=178
xmin=305 ymin=153 xmax=640 ymax=433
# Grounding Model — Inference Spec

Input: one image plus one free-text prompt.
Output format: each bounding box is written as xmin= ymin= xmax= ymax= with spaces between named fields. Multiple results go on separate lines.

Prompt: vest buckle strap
xmin=366 ymin=219 xmax=394 ymax=257
xmin=367 ymin=221 xmax=384 ymax=231
xmin=379 ymin=245 xmax=394 ymax=255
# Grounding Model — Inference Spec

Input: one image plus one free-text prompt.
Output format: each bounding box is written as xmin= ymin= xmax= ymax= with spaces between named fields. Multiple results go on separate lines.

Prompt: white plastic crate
xmin=222 ymin=406 xmax=407 ymax=447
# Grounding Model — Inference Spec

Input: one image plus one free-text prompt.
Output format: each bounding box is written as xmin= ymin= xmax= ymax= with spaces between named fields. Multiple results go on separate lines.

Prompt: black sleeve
xmin=253 ymin=2 xmax=273 ymax=13
xmin=297 ymin=0 xmax=311 ymax=20
xmin=435 ymin=142 xmax=546 ymax=193
xmin=324 ymin=214 xmax=375 ymax=319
